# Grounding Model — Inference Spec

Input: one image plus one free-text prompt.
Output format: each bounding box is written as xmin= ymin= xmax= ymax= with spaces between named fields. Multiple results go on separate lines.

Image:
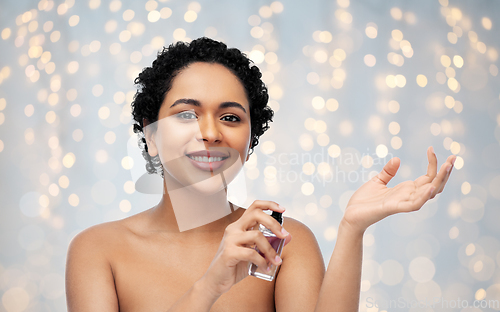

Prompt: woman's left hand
xmin=342 ymin=146 xmax=456 ymax=234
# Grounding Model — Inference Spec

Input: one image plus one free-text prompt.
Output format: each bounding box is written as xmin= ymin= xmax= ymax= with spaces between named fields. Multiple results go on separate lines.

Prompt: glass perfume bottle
xmin=248 ymin=211 xmax=285 ymax=281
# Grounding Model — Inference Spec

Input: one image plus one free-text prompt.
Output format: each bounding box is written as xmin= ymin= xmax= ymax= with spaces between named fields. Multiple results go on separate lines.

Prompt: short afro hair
xmin=131 ymin=37 xmax=274 ymax=176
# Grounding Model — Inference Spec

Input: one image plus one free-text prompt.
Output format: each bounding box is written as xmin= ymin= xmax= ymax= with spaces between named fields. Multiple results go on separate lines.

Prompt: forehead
xmin=165 ymin=62 xmax=249 ymax=107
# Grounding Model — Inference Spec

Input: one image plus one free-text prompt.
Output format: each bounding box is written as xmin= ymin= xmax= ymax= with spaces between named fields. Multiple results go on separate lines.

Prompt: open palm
xmin=343 ymin=146 xmax=456 ymax=233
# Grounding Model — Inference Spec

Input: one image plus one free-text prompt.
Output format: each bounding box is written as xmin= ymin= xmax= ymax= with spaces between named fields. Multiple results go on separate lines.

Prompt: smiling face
xmin=144 ymin=62 xmax=252 ymax=194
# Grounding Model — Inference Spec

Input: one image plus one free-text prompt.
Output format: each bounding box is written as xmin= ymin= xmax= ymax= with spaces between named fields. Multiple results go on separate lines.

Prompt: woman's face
xmin=145 ymin=61 xmax=252 ymax=194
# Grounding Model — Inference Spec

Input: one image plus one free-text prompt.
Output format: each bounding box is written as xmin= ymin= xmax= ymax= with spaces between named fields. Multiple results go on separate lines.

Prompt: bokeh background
xmin=1 ymin=0 xmax=499 ymax=311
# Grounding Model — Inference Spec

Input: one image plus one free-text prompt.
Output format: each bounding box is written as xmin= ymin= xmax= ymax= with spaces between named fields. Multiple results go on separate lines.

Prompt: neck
xmin=147 ymin=173 xmax=241 ymax=235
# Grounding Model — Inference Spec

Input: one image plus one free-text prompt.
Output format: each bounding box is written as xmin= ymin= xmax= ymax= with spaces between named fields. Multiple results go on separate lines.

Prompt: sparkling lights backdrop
xmin=1 ymin=0 xmax=499 ymax=311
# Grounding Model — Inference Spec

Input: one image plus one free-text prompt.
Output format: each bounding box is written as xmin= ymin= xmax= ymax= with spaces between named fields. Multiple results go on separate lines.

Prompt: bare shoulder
xmin=66 ymin=218 xmax=137 ymax=311
xmin=281 ymin=216 xmax=322 ymax=259
xmin=283 ymin=216 xmax=318 ymax=241
xmin=69 ymin=220 xmax=124 ymax=252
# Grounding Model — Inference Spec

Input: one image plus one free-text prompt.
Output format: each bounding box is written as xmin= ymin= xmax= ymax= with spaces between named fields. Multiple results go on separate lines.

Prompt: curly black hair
xmin=131 ymin=37 xmax=274 ymax=176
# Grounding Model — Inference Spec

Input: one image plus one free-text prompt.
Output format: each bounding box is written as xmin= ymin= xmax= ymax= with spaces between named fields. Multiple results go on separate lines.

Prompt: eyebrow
xmin=169 ymin=98 xmax=247 ymax=114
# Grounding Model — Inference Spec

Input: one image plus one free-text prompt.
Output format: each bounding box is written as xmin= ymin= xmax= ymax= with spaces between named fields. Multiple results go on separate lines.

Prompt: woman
xmin=65 ymin=37 xmax=456 ymax=311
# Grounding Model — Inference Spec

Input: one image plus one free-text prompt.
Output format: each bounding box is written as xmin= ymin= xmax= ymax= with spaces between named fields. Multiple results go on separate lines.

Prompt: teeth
xmin=188 ymin=155 xmax=225 ymax=162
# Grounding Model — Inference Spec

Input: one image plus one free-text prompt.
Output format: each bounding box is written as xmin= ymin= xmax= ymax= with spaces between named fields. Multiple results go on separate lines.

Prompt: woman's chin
xmin=182 ymin=177 xmax=227 ymax=196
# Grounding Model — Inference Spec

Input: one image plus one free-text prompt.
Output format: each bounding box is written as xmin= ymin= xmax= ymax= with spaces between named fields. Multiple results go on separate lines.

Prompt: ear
xmin=143 ymin=118 xmax=158 ymax=157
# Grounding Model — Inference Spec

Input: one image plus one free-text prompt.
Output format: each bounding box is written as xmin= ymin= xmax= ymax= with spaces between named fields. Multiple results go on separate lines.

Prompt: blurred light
xmin=390 ymin=7 xmax=403 ymax=20
xmin=123 ymin=9 xmax=134 ymax=21
xmin=120 ymin=200 xmax=132 ymax=212
xmin=302 ymin=162 xmax=315 ymax=175
xmin=482 ymin=17 xmax=492 ymax=30
xmin=24 ymin=104 xmax=34 ymax=117
xmin=364 ymin=54 xmax=376 ymax=67
xmin=50 ymin=30 xmax=60 ymax=42
xmin=326 ymin=98 xmax=339 ymax=111
xmin=105 ymin=20 xmax=117 ymax=33
xmin=376 ymin=144 xmax=388 ymax=158
xmin=391 ymin=136 xmax=402 ymax=149
xmin=124 ymin=181 xmax=135 ymax=194
xmin=259 ymin=141 xmax=275 ymax=155
xmin=416 ymin=74 xmax=428 ymax=87
xmin=69 ymin=15 xmax=79 ymax=26
xmin=2 ymin=287 xmax=30 ymax=312
xmin=312 ymin=96 xmax=325 ymax=109
xmin=89 ymin=0 xmax=101 ymax=9
xmin=109 ymin=0 xmax=121 ymax=12
xmin=307 ymin=72 xmax=319 ymax=85
xmin=160 ymin=7 xmax=172 ymax=19
xmin=339 ymin=120 xmax=353 ymax=136
xmin=248 ymin=15 xmax=261 ymax=26
xmin=68 ymin=194 xmax=79 ymax=206
xmin=104 ymin=131 xmax=116 ymax=144
xmin=145 ymin=0 xmax=158 ymax=11
xmin=324 ymin=226 xmax=337 ymax=241
xmin=449 ymin=226 xmax=459 ymax=239
xmin=92 ymin=84 xmax=104 ymax=97
xmin=440 ymin=55 xmax=451 ymax=67
xmin=184 ymin=10 xmax=197 ymax=23
xmin=475 ymin=288 xmax=486 ymax=300
xmin=389 ymin=121 xmax=400 ymax=135
xmin=301 ymin=182 xmax=314 ymax=195
xmin=148 ymin=10 xmax=161 ymax=22
xmin=391 ymin=29 xmax=403 ymax=41
xmin=259 ymin=5 xmax=273 ymax=18
xmin=59 ymin=175 xmax=69 ymax=188
xmin=63 ymin=153 xmax=76 ymax=168
xmin=173 ymin=28 xmax=186 ymax=41
xmin=119 ymin=30 xmax=131 ymax=42
xmin=270 ymin=1 xmax=284 ymax=13
xmin=365 ymin=23 xmax=378 ymax=39
xmin=1 ymin=28 xmax=11 ymax=40
xmin=388 ymin=100 xmax=400 ymax=113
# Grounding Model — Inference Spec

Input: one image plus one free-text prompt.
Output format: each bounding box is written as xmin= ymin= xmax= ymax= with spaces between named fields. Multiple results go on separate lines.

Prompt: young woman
xmin=65 ymin=37 xmax=456 ymax=311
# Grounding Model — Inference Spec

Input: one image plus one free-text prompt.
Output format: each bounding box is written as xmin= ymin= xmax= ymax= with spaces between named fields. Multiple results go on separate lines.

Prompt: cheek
xmin=155 ymin=122 xmax=196 ymax=158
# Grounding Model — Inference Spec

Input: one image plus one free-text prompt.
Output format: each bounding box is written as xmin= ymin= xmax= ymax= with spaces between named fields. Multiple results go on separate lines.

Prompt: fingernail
xmin=266 ymin=265 xmax=271 ymax=272
xmin=430 ymin=146 xmax=434 ymax=154
xmin=446 ymin=165 xmax=452 ymax=173
xmin=278 ymin=204 xmax=286 ymax=211
xmin=451 ymin=157 xmax=456 ymax=165
xmin=274 ymin=255 xmax=282 ymax=264
xmin=429 ymin=186 xmax=435 ymax=198
xmin=281 ymin=227 xmax=289 ymax=236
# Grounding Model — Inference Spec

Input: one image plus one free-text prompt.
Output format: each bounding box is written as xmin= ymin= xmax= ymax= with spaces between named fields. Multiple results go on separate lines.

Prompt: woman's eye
xmin=221 ymin=115 xmax=241 ymax=122
xmin=176 ymin=111 xmax=197 ymax=120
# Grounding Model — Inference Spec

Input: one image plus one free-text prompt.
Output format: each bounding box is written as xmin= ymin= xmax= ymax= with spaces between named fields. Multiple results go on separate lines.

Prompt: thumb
xmin=374 ymin=157 xmax=400 ymax=186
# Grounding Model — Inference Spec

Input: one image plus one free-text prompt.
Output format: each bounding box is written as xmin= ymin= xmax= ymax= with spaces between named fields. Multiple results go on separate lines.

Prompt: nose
xmin=197 ymin=116 xmax=222 ymax=144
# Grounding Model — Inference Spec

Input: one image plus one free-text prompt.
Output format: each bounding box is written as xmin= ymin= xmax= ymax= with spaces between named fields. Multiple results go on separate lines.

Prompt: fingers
xmin=372 ymin=157 xmax=400 ymax=186
xmin=236 ymin=201 xmax=288 ymax=239
xmin=432 ymin=155 xmax=456 ymax=197
xmin=223 ymin=245 xmax=269 ymax=270
xmin=425 ymin=146 xmax=438 ymax=181
xmin=233 ymin=230 xmax=283 ymax=267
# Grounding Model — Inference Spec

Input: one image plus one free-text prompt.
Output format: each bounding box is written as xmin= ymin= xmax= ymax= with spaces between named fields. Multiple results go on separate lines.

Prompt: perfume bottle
xmin=248 ymin=211 xmax=285 ymax=281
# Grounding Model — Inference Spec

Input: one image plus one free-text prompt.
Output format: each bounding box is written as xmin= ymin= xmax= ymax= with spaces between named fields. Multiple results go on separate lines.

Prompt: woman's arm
xmin=274 ymin=217 xmax=325 ymax=312
xmin=314 ymin=147 xmax=456 ymax=312
xmin=314 ymin=220 xmax=363 ymax=312
xmin=65 ymin=226 xmax=120 ymax=312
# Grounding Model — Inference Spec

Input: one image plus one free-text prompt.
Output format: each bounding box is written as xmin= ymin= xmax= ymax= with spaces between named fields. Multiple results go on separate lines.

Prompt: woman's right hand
xmin=199 ymin=200 xmax=291 ymax=298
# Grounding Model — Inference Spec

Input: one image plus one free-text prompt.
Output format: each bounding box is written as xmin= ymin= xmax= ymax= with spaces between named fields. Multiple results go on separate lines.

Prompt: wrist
xmin=339 ymin=217 xmax=366 ymax=238
xmin=194 ymin=276 xmax=222 ymax=303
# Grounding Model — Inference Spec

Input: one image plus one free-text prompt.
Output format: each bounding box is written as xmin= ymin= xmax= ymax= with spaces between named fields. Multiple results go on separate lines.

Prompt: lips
xmin=185 ymin=150 xmax=230 ymax=171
